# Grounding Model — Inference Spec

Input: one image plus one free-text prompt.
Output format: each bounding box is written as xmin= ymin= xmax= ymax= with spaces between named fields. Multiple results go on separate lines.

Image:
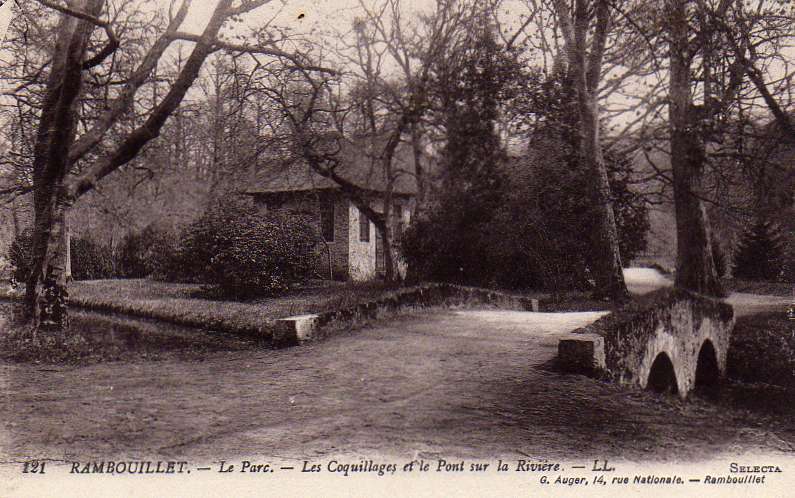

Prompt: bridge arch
xmin=695 ymin=339 xmax=720 ymax=389
xmin=647 ymin=352 xmax=679 ymax=395
xmin=559 ymin=288 xmax=734 ymax=398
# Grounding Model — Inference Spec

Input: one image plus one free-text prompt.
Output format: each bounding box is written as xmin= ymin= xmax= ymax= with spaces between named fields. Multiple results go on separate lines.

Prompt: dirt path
xmin=624 ymin=267 xmax=792 ymax=316
xmin=2 ymin=309 xmax=794 ymax=465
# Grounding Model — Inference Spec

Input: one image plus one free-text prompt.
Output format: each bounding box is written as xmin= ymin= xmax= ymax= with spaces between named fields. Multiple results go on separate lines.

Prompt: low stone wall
xmin=562 ymin=288 xmax=734 ymax=398
xmin=314 ymin=283 xmax=538 ymax=329
xmin=0 ymin=282 xmax=539 ymax=342
xmin=269 ymin=283 xmax=539 ymax=346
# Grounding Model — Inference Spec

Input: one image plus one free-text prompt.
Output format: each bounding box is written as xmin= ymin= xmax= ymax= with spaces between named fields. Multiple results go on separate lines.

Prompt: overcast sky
xmin=1 ymin=0 xmax=790 ymax=135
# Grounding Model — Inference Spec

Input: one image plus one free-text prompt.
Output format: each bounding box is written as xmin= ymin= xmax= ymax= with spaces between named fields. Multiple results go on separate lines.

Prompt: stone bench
xmin=273 ymin=314 xmax=319 ymax=347
xmin=558 ymin=333 xmax=606 ymax=375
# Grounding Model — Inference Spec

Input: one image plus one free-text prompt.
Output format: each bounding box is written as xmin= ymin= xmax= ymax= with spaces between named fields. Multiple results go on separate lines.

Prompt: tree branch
xmin=34 ymin=0 xmax=120 ymax=70
xmin=168 ymin=31 xmax=337 ymax=74
xmin=67 ymin=0 xmax=236 ymax=199
xmin=68 ymin=0 xmax=192 ymax=164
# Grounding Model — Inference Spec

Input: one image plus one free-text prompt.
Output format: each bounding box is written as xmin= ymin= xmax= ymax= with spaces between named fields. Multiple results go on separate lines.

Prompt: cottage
xmin=246 ymin=150 xmax=417 ymax=281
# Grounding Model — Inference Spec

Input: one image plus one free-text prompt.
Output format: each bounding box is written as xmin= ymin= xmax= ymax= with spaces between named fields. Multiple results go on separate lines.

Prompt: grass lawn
xmin=727 ymin=311 xmax=795 ymax=389
xmin=725 ymin=278 xmax=794 ymax=297
xmin=0 ymin=301 xmax=260 ymax=364
xmin=1 ymin=279 xmax=398 ymax=337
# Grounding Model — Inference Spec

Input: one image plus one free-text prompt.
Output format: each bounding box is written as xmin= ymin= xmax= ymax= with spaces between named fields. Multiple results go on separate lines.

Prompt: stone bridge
xmin=558 ymin=288 xmax=735 ymax=398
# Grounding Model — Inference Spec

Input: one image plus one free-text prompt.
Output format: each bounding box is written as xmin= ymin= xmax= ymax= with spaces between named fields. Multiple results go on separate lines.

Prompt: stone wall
xmin=566 ymin=288 xmax=734 ymax=398
xmin=348 ymin=203 xmax=377 ymax=281
xmin=314 ymin=283 xmax=539 ymax=330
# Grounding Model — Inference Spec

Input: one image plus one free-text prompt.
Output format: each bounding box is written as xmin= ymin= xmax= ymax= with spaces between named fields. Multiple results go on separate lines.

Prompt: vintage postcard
xmin=0 ymin=0 xmax=793 ymax=496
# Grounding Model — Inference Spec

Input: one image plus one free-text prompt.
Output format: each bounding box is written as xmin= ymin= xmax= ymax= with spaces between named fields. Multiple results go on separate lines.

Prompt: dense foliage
xmin=116 ymin=224 xmax=177 ymax=279
xmin=8 ymin=230 xmax=115 ymax=282
xmin=403 ymin=62 xmax=649 ymax=291
xmin=728 ymin=312 xmax=795 ymax=389
xmin=6 ymin=202 xmax=319 ymax=298
xmin=8 ymin=229 xmax=33 ymax=284
xmin=403 ymin=16 xmax=513 ymax=286
xmin=711 ymin=239 xmax=728 ymax=279
xmin=70 ymin=237 xmax=115 ymax=281
xmin=732 ymin=217 xmax=786 ymax=281
xmin=168 ymin=201 xmax=319 ymax=298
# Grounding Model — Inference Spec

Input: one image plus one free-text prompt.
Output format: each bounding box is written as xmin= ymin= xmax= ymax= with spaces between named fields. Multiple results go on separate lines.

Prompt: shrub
xmin=70 ymin=237 xmax=114 ymax=280
xmin=7 ymin=230 xmax=114 ymax=282
xmin=8 ymin=229 xmax=33 ymax=283
xmin=117 ymin=224 xmax=177 ymax=278
xmin=165 ymin=199 xmax=252 ymax=283
xmin=171 ymin=201 xmax=318 ymax=298
xmin=733 ymin=217 xmax=785 ymax=281
xmin=711 ymin=238 xmax=728 ymax=279
xmin=728 ymin=312 xmax=795 ymax=389
xmin=209 ymin=215 xmax=318 ymax=298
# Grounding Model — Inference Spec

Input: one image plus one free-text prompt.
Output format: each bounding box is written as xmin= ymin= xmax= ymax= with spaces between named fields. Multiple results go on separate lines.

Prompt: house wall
xmin=348 ymin=203 xmax=377 ymax=281
xmin=350 ymin=197 xmax=414 ymax=280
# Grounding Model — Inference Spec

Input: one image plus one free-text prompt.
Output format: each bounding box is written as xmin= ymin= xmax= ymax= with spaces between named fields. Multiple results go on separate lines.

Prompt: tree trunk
xmin=667 ymin=0 xmax=724 ymax=297
xmin=410 ymin=122 xmax=427 ymax=221
xmin=10 ymin=196 xmax=21 ymax=239
xmin=380 ymin=195 xmax=396 ymax=283
xmin=381 ymin=224 xmax=396 ymax=282
xmin=578 ymin=92 xmax=630 ymax=301
xmin=25 ymin=0 xmax=102 ymax=331
xmin=555 ymin=0 xmax=629 ymax=301
xmin=26 ymin=190 xmax=72 ymax=330
xmin=64 ymin=217 xmax=72 ymax=282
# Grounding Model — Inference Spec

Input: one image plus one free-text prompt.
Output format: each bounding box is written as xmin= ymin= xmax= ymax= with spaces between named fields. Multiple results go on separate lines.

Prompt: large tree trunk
xmin=667 ymin=0 xmax=724 ymax=297
xmin=25 ymin=0 xmax=238 ymax=331
xmin=555 ymin=0 xmax=629 ymax=301
xmin=578 ymin=91 xmax=629 ymax=301
xmin=380 ymin=184 xmax=396 ymax=283
xmin=409 ymin=122 xmax=427 ymax=220
xmin=25 ymin=0 xmax=102 ymax=331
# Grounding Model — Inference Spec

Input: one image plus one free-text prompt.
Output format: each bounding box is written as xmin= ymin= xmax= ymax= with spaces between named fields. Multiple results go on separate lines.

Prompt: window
xmin=320 ymin=197 xmax=335 ymax=242
xmin=359 ymin=208 xmax=370 ymax=242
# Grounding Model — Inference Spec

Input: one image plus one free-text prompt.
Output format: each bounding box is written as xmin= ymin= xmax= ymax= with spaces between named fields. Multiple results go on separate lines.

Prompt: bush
xmin=170 ymin=201 xmax=319 ymax=298
xmin=711 ymin=238 xmax=728 ymax=279
xmin=117 ymin=224 xmax=177 ymax=278
xmin=403 ymin=68 xmax=648 ymax=292
xmin=733 ymin=217 xmax=785 ymax=281
xmin=70 ymin=237 xmax=114 ymax=280
xmin=7 ymin=230 xmax=114 ymax=282
xmin=8 ymin=229 xmax=33 ymax=283
xmin=728 ymin=312 xmax=795 ymax=389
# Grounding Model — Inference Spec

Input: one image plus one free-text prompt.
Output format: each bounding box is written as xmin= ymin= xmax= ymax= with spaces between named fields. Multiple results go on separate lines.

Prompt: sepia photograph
xmin=0 ymin=0 xmax=793 ymax=496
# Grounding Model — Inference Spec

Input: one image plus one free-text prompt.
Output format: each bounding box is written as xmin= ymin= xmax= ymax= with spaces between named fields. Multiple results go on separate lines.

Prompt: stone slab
xmin=558 ymin=334 xmax=606 ymax=375
xmin=273 ymin=314 xmax=319 ymax=346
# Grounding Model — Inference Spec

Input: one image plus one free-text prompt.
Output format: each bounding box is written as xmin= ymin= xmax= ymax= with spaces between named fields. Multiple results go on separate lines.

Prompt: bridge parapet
xmin=560 ymin=288 xmax=734 ymax=399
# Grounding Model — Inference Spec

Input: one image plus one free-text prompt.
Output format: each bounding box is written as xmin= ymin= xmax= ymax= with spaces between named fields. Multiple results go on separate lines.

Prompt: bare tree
xmin=550 ymin=0 xmax=630 ymax=301
xmin=246 ymin=0 xmax=474 ymax=282
xmin=17 ymin=0 xmax=331 ymax=331
xmin=664 ymin=0 xmax=726 ymax=295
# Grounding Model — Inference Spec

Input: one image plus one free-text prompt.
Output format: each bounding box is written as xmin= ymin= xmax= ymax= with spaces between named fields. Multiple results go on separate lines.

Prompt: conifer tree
xmin=733 ymin=217 xmax=785 ymax=281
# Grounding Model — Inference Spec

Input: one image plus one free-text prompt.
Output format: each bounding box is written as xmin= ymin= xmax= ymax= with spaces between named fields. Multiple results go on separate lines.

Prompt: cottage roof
xmin=247 ymin=139 xmax=418 ymax=196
